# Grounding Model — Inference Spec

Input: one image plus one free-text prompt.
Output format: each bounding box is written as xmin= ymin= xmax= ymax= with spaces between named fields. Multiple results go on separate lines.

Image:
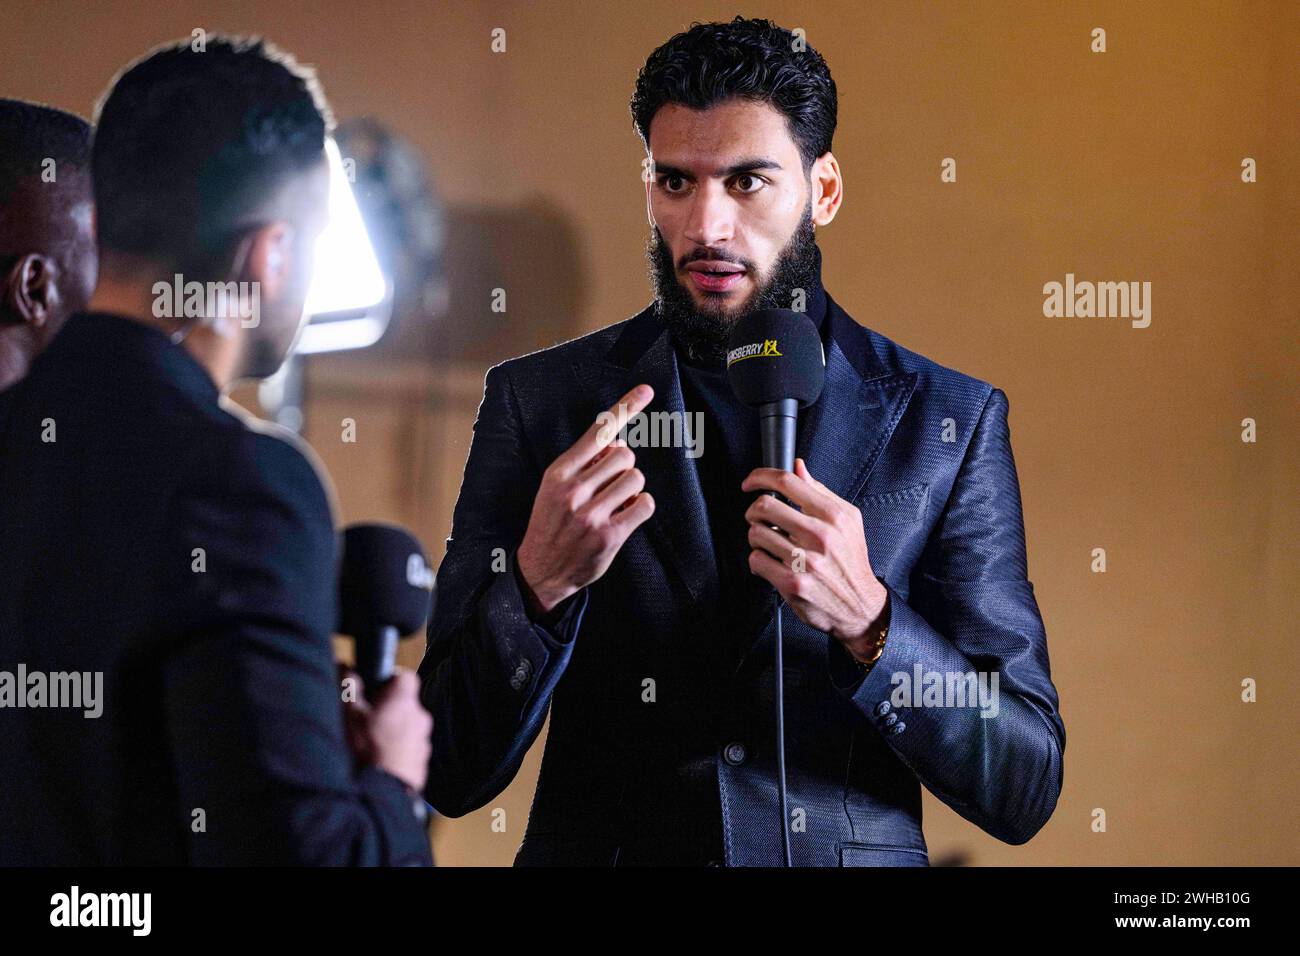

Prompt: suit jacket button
xmin=874 ymin=701 xmax=891 ymax=717
xmin=509 ymin=658 xmax=532 ymax=691
xmin=882 ymin=712 xmax=898 ymax=727
xmin=723 ymin=742 xmax=747 ymax=766
xmin=889 ymin=722 xmax=906 ymax=735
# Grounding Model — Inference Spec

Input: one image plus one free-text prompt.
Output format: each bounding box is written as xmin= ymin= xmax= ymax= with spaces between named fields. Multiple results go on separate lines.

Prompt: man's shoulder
xmin=487 ymin=307 xmax=648 ymax=385
xmin=162 ymin=406 xmax=337 ymax=633
xmin=133 ymin=390 xmax=332 ymax=520
xmin=839 ymin=306 xmax=998 ymax=413
xmin=192 ymin=403 xmax=337 ymax=521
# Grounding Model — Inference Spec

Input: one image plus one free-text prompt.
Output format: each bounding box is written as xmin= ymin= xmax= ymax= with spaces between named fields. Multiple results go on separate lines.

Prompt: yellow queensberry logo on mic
xmin=726 ymin=338 xmax=782 ymax=367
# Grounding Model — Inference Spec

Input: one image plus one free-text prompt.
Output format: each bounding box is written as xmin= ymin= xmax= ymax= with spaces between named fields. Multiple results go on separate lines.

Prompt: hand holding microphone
xmin=726 ymin=309 xmax=888 ymax=659
xmin=340 ymin=670 xmax=432 ymax=793
xmin=337 ymin=523 xmax=435 ymax=792
xmin=743 ymin=457 xmax=889 ymax=658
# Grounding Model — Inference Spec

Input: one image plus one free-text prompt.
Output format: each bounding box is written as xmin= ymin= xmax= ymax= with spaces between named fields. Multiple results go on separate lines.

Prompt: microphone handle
xmin=758 ymin=398 xmax=799 ymax=474
xmin=356 ymin=624 xmax=400 ymax=701
xmin=756 ymin=398 xmax=798 ymax=867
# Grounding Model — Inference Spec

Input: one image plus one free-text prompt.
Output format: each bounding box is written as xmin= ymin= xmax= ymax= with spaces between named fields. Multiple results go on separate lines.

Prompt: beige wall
xmin=4 ymin=0 xmax=1296 ymax=865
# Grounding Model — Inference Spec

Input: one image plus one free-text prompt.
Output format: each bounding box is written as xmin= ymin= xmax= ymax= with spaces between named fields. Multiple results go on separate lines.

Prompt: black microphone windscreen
xmin=337 ymin=523 xmax=434 ymax=637
xmin=725 ymin=308 xmax=826 ymax=408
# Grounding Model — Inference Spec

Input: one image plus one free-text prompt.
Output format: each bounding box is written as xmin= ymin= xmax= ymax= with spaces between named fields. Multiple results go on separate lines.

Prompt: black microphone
xmin=337 ymin=523 xmax=435 ymax=701
xmin=725 ymin=308 xmax=826 ymax=473
xmin=725 ymin=308 xmax=825 ymax=868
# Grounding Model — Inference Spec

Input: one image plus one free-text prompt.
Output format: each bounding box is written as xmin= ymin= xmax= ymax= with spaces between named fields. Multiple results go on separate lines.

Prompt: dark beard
xmin=646 ymin=206 xmax=820 ymax=366
xmin=240 ymin=318 xmax=298 ymax=381
xmin=243 ymin=335 xmax=286 ymax=380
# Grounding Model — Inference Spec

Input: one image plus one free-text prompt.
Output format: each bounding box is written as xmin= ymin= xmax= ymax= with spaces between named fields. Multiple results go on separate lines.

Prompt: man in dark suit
xmin=420 ymin=17 xmax=1064 ymax=865
xmin=0 ymin=38 xmax=431 ymax=865
xmin=0 ymin=99 xmax=96 ymax=390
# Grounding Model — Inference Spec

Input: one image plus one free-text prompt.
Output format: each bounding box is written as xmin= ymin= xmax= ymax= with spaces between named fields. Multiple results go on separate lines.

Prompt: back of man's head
xmin=93 ymin=36 xmax=331 ymax=279
xmin=0 ymin=99 xmax=92 ymax=235
xmin=90 ymin=37 xmax=333 ymax=383
xmin=0 ymin=99 xmax=95 ymax=387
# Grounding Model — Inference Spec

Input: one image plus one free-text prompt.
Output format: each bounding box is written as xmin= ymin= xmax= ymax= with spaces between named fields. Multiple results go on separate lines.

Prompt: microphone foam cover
xmin=725 ymin=308 xmax=826 ymax=408
xmin=338 ymin=523 xmax=434 ymax=637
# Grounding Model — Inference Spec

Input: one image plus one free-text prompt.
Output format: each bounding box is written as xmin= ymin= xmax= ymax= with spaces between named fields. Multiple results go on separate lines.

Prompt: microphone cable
xmin=774 ymin=590 xmax=792 ymax=867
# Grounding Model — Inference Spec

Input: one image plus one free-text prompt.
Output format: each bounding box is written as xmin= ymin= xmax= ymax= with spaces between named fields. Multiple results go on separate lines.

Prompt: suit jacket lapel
xmin=572 ymin=297 xmax=919 ymax=669
xmin=736 ymin=296 xmax=918 ymax=670
xmin=573 ymin=307 xmax=720 ymax=615
xmin=797 ymin=299 xmax=919 ymax=506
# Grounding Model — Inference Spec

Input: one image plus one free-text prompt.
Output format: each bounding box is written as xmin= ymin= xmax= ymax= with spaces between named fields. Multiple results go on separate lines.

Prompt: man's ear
xmin=810 ymin=151 xmax=844 ymax=228
xmin=241 ymin=222 xmax=294 ymax=301
xmin=4 ymin=254 xmax=59 ymax=328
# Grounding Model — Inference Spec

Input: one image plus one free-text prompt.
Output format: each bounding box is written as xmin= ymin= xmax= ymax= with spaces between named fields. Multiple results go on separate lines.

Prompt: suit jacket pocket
xmin=839 ymin=842 xmax=930 ymax=867
xmin=858 ymin=483 xmax=929 ymax=526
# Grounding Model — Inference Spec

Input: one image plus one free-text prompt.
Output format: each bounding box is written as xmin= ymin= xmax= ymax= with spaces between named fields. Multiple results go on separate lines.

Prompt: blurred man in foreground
xmin=0 ymin=38 xmax=431 ymax=865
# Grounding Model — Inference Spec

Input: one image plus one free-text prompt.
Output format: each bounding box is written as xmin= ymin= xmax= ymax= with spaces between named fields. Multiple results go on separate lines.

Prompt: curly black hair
xmin=630 ymin=16 xmax=837 ymax=171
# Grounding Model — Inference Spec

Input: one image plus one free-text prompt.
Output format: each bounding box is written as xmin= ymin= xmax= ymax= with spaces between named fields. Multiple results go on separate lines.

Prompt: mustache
xmin=677 ymin=249 xmax=753 ymax=271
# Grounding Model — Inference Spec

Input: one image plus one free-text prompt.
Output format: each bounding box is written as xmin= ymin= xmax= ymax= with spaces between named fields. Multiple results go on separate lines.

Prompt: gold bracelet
xmin=854 ymin=594 xmax=891 ymax=670
xmin=857 ymin=624 xmax=888 ymax=668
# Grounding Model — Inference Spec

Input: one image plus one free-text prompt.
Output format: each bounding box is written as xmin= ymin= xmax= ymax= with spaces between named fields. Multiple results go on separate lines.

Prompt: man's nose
xmin=683 ymin=184 xmax=735 ymax=247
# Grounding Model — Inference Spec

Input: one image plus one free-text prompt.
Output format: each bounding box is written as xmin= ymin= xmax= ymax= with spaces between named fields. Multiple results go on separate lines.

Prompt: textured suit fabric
xmin=0 ymin=313 xmax=431 ymax=865
xmin=420 ymin=293 xmax=1065 ymax=866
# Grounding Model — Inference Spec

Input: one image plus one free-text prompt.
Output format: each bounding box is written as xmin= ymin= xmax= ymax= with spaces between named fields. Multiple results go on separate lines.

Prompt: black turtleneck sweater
xmin=675 ymin=279 xmax=832 ymax=662
xmin=639 ymin=278 xmax=831 ymax=866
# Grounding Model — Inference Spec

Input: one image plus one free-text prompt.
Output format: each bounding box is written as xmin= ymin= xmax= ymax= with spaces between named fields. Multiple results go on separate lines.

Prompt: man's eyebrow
xmin=719 ymin=157 xmax=784 ymax=177
xmin=648 ymin=162 xmax=685 ymax=180
xmin=652 ymin=157 xmax=785 ymax=180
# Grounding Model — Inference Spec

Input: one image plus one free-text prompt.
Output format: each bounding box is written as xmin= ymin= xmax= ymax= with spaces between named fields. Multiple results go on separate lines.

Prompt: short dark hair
xmin=630 ymin=16 xmax=837 ymax=171
xmin=92 ymin=36 xmax=331 ymax=272
xmin=0 ymin=99 xmax=91 ymax=206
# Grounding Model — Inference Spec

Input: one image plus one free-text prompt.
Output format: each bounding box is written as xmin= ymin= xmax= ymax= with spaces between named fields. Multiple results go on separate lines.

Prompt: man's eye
xmin=659 ymin=175 xmax=688 ymax=193
xmin=733 ymin=174 xmax=766 ymax=194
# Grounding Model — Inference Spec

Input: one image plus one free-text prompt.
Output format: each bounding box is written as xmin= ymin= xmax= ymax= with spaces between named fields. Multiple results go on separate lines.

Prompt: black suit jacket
xmin=0 ymin=313 xmax=430 ymax=865
xmin=420 ymin=294 xmax=1065 ymax=866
